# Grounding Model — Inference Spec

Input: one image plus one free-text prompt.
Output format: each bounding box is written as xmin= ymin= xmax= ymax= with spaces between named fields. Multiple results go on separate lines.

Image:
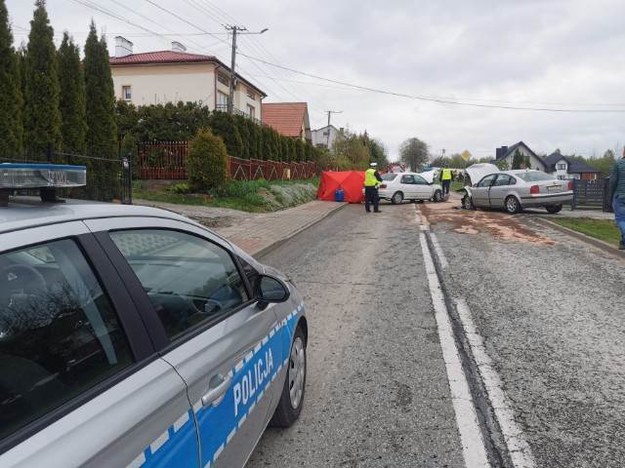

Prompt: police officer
xmin=364 ymin=162 xmax=383 ymax=213
xmin=439 ymin=164 xmax=452 ymax=196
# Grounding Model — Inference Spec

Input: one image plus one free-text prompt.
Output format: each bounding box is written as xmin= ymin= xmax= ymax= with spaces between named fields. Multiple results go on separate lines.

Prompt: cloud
xmin=7 ymin=0 xmax=625 ymax=159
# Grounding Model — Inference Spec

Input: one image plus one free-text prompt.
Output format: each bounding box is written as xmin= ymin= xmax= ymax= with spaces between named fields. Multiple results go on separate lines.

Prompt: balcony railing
xmin=215 ymin=104 xmax=262 ymax=125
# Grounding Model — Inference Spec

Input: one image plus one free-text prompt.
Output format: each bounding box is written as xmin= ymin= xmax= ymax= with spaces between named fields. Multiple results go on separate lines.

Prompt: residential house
xmin=542 ymin=152 xmax=600 ymax=180
xmin=311 ymin=125 xmax=341 ymax=149
xmin=261 ymin=102 xmax=311 ymax=142
xmin=493 ymin=141 xmax=546 ymax=170
xmin=109 ymin=37 xmax=266 ymax=120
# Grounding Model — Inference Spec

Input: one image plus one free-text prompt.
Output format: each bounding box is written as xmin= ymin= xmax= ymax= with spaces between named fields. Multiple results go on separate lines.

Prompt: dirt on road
xmin=420 ymin=199 xmax=555 ymax=246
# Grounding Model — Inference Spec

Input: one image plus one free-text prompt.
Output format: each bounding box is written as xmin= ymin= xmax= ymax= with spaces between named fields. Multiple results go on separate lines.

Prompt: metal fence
xmin=571 ymin=178 xmax=612 ymax=212
xmin=136 ymin=141 xmax=319 ymax=181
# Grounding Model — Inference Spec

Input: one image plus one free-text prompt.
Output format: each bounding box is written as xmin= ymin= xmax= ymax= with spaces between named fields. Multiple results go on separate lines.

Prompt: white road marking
xmin=430 ymin=232 xmax=449 ymax=271
xmin=455 ymin=299 xmax=536 ymax=468
xmin=419 ymin=232 xmax=491 ymax=468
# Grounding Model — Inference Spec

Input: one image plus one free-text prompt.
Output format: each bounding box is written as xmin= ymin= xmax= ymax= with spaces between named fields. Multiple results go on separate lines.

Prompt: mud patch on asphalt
xmin=420 ymin=201 xmax=555 ymax=245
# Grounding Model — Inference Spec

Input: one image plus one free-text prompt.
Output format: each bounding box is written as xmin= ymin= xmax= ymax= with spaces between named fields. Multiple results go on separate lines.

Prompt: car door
xmin=87 ymin=217 xmax=283 ymax=468
xmin=0 ymin=222 xmax=198 ymax=467
xmin=472 ymin=174 xmax=498 ymax=207
xmin=413 ymin=174 xmax=433 ymax=199
xmin=399 ymin=174 xmax=417 ymax=199
xmin=489 ymin=174 xmax=516 ymax=208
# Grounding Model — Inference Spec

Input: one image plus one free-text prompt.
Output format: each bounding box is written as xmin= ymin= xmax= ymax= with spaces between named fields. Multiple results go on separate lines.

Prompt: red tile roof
xmin=262 ymin=102 xmax=308 ymax=137
xmin=110 ymin=50 xmax=216 ymax=66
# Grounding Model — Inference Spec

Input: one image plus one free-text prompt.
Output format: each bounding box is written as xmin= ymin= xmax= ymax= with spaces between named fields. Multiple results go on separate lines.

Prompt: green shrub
xmin=168 ymin=182 xmax=191 ymax=194
xmin=187 ymin=128 xmax=228 ymax=192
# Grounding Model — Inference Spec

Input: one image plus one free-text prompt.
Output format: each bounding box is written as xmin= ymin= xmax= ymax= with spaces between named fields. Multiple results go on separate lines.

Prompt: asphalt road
xmin=248 ymin=199 xmax=625 ymax=468
xmin=247 ymin=203 xmax=467 ymax=468
xmin=419 ymin=200 xmax=625 ymax=468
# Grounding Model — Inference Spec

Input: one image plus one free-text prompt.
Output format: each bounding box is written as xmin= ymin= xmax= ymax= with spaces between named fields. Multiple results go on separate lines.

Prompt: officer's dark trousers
xmin=442 ymin=180 xmax=451 ymax=196
xmin=364 ymin=187 xmax=380 ymax=212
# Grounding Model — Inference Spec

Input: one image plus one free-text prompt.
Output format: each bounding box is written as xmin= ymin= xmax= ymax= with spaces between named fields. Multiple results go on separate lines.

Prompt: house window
xmin=217 ymin=73 xmax=229 ymax=86
xmin=122 ymin=85 xmax=132 ymax=102
xmin=247 ymin=104 xmax=255 ymax=119
xmin=247 ymin=89 xmax=256 ymax=100
xmin=557 ymin=163 xmax=566 ymax=170
xmin=217 ymin=91 xmax=228 ymax=111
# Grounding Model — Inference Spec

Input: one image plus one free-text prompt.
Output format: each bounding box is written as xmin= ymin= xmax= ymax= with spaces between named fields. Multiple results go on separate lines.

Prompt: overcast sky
xmin=7 ymin=0 xmax=625 ymax=161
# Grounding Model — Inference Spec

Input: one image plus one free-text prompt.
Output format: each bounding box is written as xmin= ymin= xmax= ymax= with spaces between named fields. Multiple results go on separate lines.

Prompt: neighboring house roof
xmin=543 ymin=152 xmax=566 ymax=170
xmin=110 ymin=50 xmax=216 ymax=65
xmin=543 ymin=152 xmax=600 ymax=173
xmin=495 ymin=141 xmax=539 ymax=161
xmin=109 ymin=50 xmax=266 ymax=96
xmin=262 ymin=102 xmax=309 ymax=137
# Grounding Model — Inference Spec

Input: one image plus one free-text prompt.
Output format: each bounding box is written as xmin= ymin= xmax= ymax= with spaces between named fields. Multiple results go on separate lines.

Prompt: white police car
xmin=0 ymin=164 xmax=307 ymax=467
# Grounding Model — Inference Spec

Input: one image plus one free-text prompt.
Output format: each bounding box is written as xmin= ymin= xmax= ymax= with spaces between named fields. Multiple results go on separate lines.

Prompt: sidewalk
xmin=134 ymin=199 xmax=347 ymax=257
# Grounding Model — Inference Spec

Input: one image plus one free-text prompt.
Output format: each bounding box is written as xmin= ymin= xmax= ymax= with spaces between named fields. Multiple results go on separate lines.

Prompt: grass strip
xmin=551 ymin=217 xmax=621 ymax=246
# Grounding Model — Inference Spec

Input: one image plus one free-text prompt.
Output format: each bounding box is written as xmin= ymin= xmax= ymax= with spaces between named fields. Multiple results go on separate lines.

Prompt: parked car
xmin=0 ymin=170 xmax=307 ymax=467
xmin=460 ymin=169 xmax=573 ymax=214
xmin=379 ymin=172 xmax=444 ymax=204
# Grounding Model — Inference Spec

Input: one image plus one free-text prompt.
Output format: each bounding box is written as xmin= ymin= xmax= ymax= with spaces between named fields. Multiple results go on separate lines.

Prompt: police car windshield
xmin=381 ymin=173 xmax=396 ymax=181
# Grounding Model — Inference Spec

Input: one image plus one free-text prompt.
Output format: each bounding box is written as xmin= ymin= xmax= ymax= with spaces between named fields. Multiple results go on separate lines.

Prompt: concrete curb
xmin=253 ymin=202 xmax=349 ymax=259
xmin=531 ymin=217 xmax=625 ymax=260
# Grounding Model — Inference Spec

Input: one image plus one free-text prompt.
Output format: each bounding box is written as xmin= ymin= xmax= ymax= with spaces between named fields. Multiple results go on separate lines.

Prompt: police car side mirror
xmin=255 ymin=275 xmax=290 ymax=309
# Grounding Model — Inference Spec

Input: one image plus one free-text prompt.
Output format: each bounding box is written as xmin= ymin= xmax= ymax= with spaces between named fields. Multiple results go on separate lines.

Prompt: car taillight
xmin=530 ymin=185 xmax=540 ymax=194
xmin=380 ymin=184 xmax=387 ymax=189
xmin=567 ymin=181 xmax=574 ymax=190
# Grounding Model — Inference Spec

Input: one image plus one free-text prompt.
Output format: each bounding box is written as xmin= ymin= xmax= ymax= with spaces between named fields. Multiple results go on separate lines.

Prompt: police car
xmin=0 ymin=163 xmax=307 ymax=467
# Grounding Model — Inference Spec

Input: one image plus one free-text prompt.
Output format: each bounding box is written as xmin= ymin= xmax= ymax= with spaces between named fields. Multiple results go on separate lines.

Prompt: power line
xmin=238 ymin=53 xmax=625 ymax=113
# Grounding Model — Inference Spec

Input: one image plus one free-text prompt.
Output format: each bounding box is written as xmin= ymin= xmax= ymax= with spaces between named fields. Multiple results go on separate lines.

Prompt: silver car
xmin=378 ymin=172 xmax=444 ymax=204
xmin=0 ymin=200 xmax=307 ymax=467
xmin=461 ymin=169 xmax=573 ymax=214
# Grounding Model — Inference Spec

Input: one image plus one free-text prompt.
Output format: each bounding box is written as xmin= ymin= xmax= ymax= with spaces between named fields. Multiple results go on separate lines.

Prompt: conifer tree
xmin=0 ymin=0 xmax=23 ymax=157
xmin=23 ymin=0 xmax=61 ymax=159
xmin=84 ymin=22 xmax=118 ymax=199
xmin=58 ymin=32 xmax=87 ymax=154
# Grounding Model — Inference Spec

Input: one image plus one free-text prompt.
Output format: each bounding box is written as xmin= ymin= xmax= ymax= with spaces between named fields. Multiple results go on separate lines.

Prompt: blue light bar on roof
xmin=0 ymin=163 xmax=87 ymax=189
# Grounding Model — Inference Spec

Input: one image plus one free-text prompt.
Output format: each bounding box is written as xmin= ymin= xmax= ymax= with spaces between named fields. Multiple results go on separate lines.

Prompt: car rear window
xmin=515 ymin=171 xmax=556 ymax=182
xmin=381 ymin=173 xmax=396 ymax=181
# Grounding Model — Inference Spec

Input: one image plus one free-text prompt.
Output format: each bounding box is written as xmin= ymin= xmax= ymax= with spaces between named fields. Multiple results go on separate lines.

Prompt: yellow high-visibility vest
xmin=364 ymin=168 xmax=379 ymax=187
xmin=441 ymin=168 xmax=452 ymax=181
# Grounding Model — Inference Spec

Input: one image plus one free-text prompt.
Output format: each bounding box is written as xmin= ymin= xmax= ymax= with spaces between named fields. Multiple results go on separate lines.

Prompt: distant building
xmin=109 ymin=36 xmax=265 ymax=121
xmin=311 ymin=125 xmax=340 ymax=149
xmin=543 ymin=152 xmax=600 ymax=180
xmin=261 ymin=102 xmax=311 ymax=142
xmin=493 ymin=141 xmax=546 ymax=170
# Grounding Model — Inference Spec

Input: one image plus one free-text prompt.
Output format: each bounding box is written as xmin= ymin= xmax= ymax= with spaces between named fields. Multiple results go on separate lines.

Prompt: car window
xmin=477 ymin=174 xmax=498 ymax=187
xmin=110 ymin=230 xmax=249 ymax=341
xmin=381 ymin=173 xmax=396 ymax=181
xmin=414 ymin=175 xmax=427 ymax=184
xmin=238 ymin=256 xmax=260 ymax=293
xmin=515 ymin=171 xmax=556 ymax=182
xmin=401 ymin=175 xmax=415 ymax=184
xmin=0 ymin=239 xmax=133 ymax=441
xmin=493 ymin=175 xmax=514 ymax=186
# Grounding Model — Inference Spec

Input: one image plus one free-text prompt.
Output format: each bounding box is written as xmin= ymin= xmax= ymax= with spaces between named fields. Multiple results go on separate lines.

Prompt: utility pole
xmin=325 ymin=110 xmax=342 ymax=148
xmin=225 ymin=25 xmax=268 ymax=115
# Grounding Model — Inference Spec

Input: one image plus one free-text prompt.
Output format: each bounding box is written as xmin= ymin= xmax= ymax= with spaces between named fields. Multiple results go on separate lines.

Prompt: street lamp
xmin=226 ymin=26 xmax=269 ymax=115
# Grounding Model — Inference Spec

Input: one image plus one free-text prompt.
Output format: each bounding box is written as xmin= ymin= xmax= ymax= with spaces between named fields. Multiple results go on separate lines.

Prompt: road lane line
xmin=419 ymin=232 xmax=491 ymax=468
xmin=455 ymin=299 xmax=536 ymax=468
xmin=430 ymin=232 xmax=449 ymax=271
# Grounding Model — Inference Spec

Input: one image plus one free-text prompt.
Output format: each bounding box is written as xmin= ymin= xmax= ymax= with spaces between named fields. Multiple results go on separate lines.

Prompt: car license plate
xmin=547 ymin=185 xmax=562 ymax=192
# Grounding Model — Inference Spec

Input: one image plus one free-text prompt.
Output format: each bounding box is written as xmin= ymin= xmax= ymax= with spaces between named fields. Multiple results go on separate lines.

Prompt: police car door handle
xmin=201 ymin=374 xmax=232 ymax=407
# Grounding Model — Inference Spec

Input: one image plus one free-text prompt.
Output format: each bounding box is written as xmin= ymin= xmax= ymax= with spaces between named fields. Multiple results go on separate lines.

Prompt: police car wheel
xmin=270 ymin=326 xmax=306 ymax=428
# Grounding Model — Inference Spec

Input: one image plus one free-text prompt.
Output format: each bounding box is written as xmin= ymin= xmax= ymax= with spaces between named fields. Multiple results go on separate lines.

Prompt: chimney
xmin=171 ymin=41 xmax=186 ymax=53
xmin=496 ymin=146 xmax=508 ymax=160
xmin=115 ymin=36 xmax=133 ymax=58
